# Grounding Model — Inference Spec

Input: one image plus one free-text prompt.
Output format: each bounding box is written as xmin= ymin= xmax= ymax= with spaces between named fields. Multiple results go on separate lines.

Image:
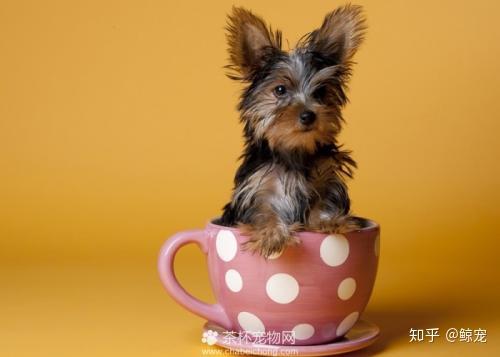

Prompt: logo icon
xmin=202 ymin=330 xmax=219 ymax=346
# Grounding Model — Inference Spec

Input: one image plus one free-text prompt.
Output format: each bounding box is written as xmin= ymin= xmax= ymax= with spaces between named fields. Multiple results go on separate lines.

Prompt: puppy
xmin=219 ymin=5 xmax=366 ymax=258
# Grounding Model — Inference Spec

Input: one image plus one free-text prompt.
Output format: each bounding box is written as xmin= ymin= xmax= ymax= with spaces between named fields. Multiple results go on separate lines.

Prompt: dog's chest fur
xmin=220 ymin=141 xmax=351 ymax=226
xmin=235 ymin=164 xmax=311 ymax=224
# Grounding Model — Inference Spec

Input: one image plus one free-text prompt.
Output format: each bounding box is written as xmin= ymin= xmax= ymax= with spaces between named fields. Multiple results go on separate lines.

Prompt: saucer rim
xmin=203 ymin=319 xmax=380 ymax=356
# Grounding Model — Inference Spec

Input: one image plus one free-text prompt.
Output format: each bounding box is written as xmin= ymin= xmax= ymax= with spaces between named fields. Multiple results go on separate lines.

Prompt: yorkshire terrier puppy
xmin=219 ymin=5 xmax=366 ymax=258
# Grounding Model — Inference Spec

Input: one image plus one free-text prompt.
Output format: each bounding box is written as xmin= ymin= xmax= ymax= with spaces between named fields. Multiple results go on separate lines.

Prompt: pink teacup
xmin=158 ymin=217 xmax=380 ymax=346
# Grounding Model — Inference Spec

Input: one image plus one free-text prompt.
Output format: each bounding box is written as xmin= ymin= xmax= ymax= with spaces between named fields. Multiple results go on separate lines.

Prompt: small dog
xmin=219 ymin=4 xmax=366 ymax=258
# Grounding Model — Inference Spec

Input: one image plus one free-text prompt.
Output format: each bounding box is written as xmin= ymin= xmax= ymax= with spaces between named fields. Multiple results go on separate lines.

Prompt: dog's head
xmin=226 ymin=5 xmax=366 ymax=154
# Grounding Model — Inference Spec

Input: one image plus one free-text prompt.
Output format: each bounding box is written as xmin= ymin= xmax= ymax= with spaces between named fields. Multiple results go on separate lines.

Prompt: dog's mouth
xmin=298 ymin=125 xmax=315 ymax=133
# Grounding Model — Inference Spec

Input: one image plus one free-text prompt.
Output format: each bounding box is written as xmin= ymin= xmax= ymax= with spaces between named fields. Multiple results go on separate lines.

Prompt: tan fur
xmin=308 ymin=208 xmax=361 ymax=233
xmin=240 ymin=218 xmax=301 ymax=258
xmin=265 ymin=104 xmax=340 ymax=153
xmin=306 ymin=4 xmax=366 ymax=63
xmin=225 ymin=7 xmax=282 ymax=79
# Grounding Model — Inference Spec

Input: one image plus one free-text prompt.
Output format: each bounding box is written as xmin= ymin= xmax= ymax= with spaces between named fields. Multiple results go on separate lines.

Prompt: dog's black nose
xmin=299 ymin=110 xmax=316 ymax=125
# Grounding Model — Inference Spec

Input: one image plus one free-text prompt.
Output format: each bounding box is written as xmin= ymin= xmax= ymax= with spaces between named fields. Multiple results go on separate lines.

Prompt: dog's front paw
xmin=308 ymin=213 xmax=362 ymax=234
xmin=239 ymin=223 xmax=301 ymax=258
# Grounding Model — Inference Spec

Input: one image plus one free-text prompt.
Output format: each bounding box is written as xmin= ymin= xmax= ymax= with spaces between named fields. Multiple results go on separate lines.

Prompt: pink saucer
xmin=203 ymin=319 xmax=380 ymax=356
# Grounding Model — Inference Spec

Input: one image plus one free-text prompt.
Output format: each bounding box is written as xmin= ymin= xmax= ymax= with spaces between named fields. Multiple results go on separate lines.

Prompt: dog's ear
xmin=307 ymin=4 xmax=366 ymax=66
xmin=226 ymin=7 xmax=282 ymax=80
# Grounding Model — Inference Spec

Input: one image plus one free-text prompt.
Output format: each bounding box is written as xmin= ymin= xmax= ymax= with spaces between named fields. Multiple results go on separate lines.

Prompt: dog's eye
xmin=274 ymin=85 xmax=287 ymax=97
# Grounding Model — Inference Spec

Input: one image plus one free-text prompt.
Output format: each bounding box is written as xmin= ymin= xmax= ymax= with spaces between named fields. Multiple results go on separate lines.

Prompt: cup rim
xmin=207 ymin=216 xmax=379 ymax=238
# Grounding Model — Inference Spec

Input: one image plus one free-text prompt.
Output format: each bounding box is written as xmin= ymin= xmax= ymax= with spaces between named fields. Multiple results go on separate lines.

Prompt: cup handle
xmin=158 ymin=229 xmax=231 ymax=328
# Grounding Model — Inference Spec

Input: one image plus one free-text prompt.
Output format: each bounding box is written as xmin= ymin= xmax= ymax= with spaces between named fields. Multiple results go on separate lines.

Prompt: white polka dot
xmin=336 ymin=311 xmax=359 ymax=336
xmin=320 ymin=234 xmax=349 ymax=267
xmin=374 ymin=234 xmax=380 ymax=257
xmin=266 ymin=273 xmax=299 ymax=304
xmin=225 ymin=269 xmax=243 ymax=292
xmin=267 ymin=250 xmax=283 ymax=260
xmin=337 ymin=277 xmax=356 ymax=300
xmin=237 ymin=312 xmax=265 ymax=333
xmin=216 ymin=230 xmax=238 ymax=262
xmin=292 ymin=323 xmax=315 ymax=340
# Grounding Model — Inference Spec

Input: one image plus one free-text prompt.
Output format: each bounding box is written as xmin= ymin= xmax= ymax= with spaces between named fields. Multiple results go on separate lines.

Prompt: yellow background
xmin=1 ymin=0 xmax=499 ymax=356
